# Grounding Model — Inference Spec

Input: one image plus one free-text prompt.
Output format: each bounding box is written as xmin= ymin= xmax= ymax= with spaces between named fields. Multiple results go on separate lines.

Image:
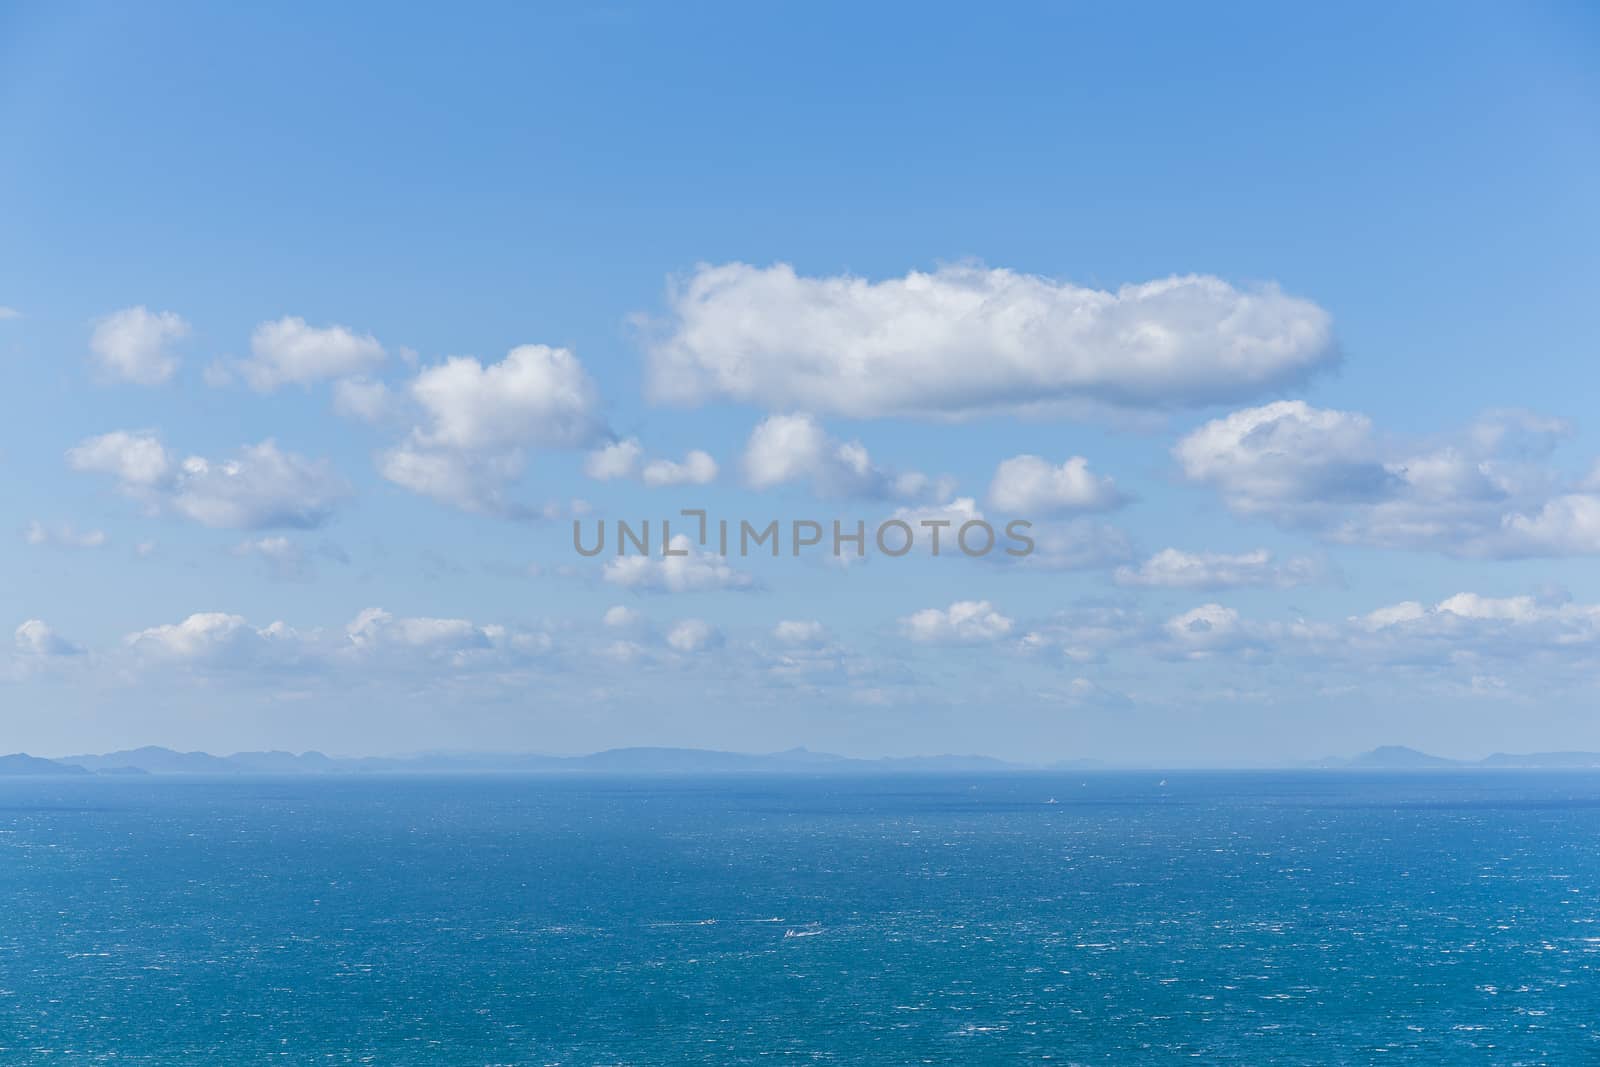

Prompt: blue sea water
xmin=2 ymin=772 xmax=1599 ymax=1064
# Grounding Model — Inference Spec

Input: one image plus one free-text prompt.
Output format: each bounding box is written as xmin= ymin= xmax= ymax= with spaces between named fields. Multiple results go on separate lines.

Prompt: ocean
xmin=1 ymin=772 xmax=1597 ymax=1064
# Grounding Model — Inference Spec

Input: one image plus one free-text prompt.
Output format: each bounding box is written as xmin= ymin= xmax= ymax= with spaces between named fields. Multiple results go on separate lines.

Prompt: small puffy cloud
xmin=900 ymin=600 xmax=1014 ymax=644
xmin=15 ymin=619 xmax=84 ymax=659
xmin=743 ymin=413 xmax=946 ymax=500
xmin=602 ymin=605 xmax=642 ymax=628
xmin=377 ymin=443 xmax=525 ymax=515
xmin=1175 ymin=402 xmax=1599 ymax=558
xmin=1114 ymin=548 xmax=1322 ymax=590
xmin=379 ymin=344 xmax=604 ymax=514
xmin=90 ymin=306 xmax=189 ymax=385
xmin=24 ymin=520 xmax=107 ymax=549
xmin=1174 ymin=401 xmax=1387 ymax=517
xmin=602 ymin=534 xmax=756 ymax=593
xmin=643 ymin=450 xmax=718 ymax=487
xmin=242 ymin=317 xmax=385 ymax=391
xmin=987 ymin=455 xmax=1124 ymax=514
xmin=1356 ymin=601 xmax=1427 ymax=631
xmin=122 ymin=607 xmax=549 ymax=677
xmin=411 ymin=345 xmax=600 ymax=451
xmin=666 ymin=618 xmax=721 ymax=653
xmin=1158 ymin=603 xmax=1274 ymax=660
xmin=346 ymin=607 xmax=487 ymax=653
xmin=0 ymin=306 xmax=20 ymax=320
xmin=66 ymin=430 xmax=173 ymax=487
xmin=69 ymin=431 xmax=348 ymax=529
xmin=171 ymin=442 xmax=348 ymax=529
xmin=584 ymin=438 xmax=644 ymax=480
xmin=584 ymin=437 xmax=718 ymax=487
xmin=645 ymin=263 xmax=1335 ymax=418
xmin=1500 ymin=495 xmax=1600 ymax=556
xmin=126 ymin=612 xmax=292 ymax=667
xmin=340 ymin=608 xmax=551 ymax=666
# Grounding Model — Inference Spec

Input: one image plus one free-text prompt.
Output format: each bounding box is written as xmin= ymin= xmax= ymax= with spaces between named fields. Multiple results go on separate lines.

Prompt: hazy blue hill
xmin=1311 ymin=746 xmax=1463 ymax=769
xmin=43 ymin=745 xmax=1029 ymax=776
xmin=0 ymin=753 xmax=91 ymax=776
xmin=1311 ymin=747 xmax=1600 ymax=770
xmin=1356 ymin=746 xmax=1463 ymax=768
xmin=40 ymin=744 xmax=1600 ymax=778
xmin=1480 ymin=752 xmax=1600 ymax=769
xmin=64 ymin=747 xmax=237 ymax=774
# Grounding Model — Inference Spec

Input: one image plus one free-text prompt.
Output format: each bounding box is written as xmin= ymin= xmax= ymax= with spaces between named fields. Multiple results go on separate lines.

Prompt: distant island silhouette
xmin=2 ymin=745 xmax=1600 ymax=776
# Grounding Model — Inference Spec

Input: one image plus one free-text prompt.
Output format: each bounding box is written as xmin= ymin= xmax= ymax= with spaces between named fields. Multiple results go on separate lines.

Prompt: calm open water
xmin=1 ymin=772 xmax=1598 ymax=1064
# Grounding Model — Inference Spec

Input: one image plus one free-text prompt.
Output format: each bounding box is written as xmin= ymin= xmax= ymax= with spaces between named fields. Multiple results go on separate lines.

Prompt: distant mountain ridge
xmin=1309 ymin=745 xmax=1600 ymax=770
xmin=3 ymin=744 xmax=1600 ymax=777
xmin=0 ymin=753 xmax=90 ymax=777
xmin=26 ymin=745 xmax=1026 ymax=777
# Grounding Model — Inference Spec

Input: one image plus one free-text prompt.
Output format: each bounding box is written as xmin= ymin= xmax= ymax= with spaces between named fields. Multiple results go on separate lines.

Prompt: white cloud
xmin=376 ymin=443 xmax=524 ymax=515
xmin=900 ymin=600 xmax=1014 ymax=644
xmin=171 ymin=443 xmax=347 ymax=529
xmin=242 ymin=317 xmax=385 ymax=391
xmin=379 ymin=344 xmax=604 ymax=514
xmin=642 ymin=450 xmax=718 ymax=487
xmin=1175 ymin=402 xmax=1600 ymax=557
xmin=342 ymin=608 xmax=551 ymax=665
xmin=1357 ymin=601 xmax=1427 ymax=631
xmin=24 ymin=520 xmax=107 ymax=549
xmin=66 ymin=430 xmax=172 ymax=487
xmin=584 ymin=438 xmax=644 ymax=480
xmin=69 ymin=432 xmax=348 ymax=530
xmin=126 ymin=612 xmax=287 ymax=666
xmin=15 ymin=619 xmax=83 ymax=659
xmin=645 ymin=263 xmax=1335 ymax=417
xmin=602 ymin=605 xmax=642 ymax=628
xmin=1500 ymin=495 xmax=1600 ymax=556
xmin=1114 ymin=548 xmax=1322 ymax=590
xmin=987 ymin=454 xmax=1124 ymax=514
xmin=583 ymin=437 xmax=718 ymax=487
xmin=89 ymin=306 xmax=189 ymax=385
xmin=743 ymin=413 xmax=946 ymax=499
xmin=1161 ymin=603 xmax=1257 ymax=659
xmin=346 ymin=607 xmax=486 ymax=653
xmin=0 ymin=306 xmax=20 ymax=320
xmin=602 ymin=534 xmax=756 ymax=593
xmin=1174 ymin=401 xmax=1386 ymax=517
xmin=666 ymin=618 xmax=720 ymax=653
xmin=410 ymin=345 xmax=600 ymax=451
xmin=123 ymin=607 xmax=549 ymax=677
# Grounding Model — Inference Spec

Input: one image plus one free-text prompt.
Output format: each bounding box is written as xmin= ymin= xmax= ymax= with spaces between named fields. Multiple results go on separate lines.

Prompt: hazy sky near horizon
xmin=3 ymin=2 xmax=1599 ymax=762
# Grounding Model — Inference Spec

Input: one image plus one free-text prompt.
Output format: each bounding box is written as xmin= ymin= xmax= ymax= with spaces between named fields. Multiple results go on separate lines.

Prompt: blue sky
xmin=3 ymin=1 xmax=1598 ymax=762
